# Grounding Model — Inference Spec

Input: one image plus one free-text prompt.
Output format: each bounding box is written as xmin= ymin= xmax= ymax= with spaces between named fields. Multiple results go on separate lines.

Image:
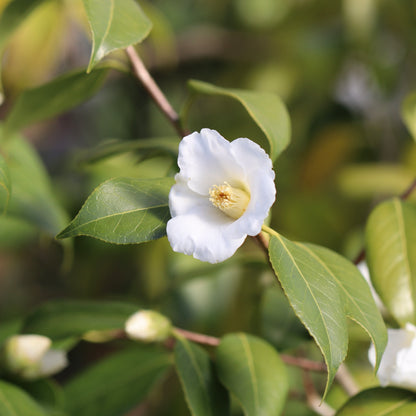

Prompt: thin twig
xmin=125 ymin=46 xmax=188 ymax=138
xmin=335 ymin=363 xmax=359 ymax=396
xmin=173 ymin=328 xmax=220 ymax=346
xmin=400 ymin=177 xmax=416 ymax=201
xmin=302 ymin=371 xmax=335 ymax=416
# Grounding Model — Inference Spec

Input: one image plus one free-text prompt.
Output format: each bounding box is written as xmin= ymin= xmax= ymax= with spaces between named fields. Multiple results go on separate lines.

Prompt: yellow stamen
xmin=209 ymin=182 xmax=250 ymax=219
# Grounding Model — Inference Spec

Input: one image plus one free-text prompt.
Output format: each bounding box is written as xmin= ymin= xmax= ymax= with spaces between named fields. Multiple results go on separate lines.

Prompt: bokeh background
xmin=0 ymin=0 xmax=416 ymax=413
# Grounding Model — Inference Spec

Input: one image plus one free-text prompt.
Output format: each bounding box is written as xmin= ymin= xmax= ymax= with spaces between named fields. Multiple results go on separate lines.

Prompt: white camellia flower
xmin=2 ymin=334 xmax=68 ymax=380
xmin=369 ymin=323 xmax=416 ymax=391
xmin=357 ymin=261 xmax=387 ymax=314
xmin=167 ymin=128 xmax=276 ymax=263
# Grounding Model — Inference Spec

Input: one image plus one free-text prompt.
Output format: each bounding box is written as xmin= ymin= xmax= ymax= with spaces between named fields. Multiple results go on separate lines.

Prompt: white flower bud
xmin=2 ymin=335 xmax=68 ymax=380
xmin=369 ymin=323 xmax=416 ymax=391
xmin=125 ymin=310 xmax=172 ymax=343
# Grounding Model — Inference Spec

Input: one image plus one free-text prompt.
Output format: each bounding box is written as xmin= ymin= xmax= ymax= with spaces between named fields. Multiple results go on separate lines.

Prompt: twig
xmin=302 ymin=371 xmax=335 ymax=416
xmin=173 ymin=328 xmax=220 ymax=346
xmin=335 ymin=363 xmax=359 ymax=396
xmin=125 ymin=46 xmax=188 ymax=138
xmin=281 ymin=354 xmax=326 ymax=373
xmin=400 ymin=177 xmax=416 ymax=201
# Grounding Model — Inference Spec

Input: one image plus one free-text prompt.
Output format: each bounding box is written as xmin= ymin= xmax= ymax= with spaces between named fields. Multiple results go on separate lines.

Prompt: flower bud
xmin=1 ymin=335 xmax=68 ymax=380
xmin=125 ymin=310 xmax=172 ymax=343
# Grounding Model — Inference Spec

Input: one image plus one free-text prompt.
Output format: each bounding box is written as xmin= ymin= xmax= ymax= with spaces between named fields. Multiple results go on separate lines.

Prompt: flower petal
xmin=167 ymin=205 xmax=246 ymax=263
xmin=178 ymin=129 xmax=245 ymax=194
xmin=169 ymin=173 xmax=211 ymax=217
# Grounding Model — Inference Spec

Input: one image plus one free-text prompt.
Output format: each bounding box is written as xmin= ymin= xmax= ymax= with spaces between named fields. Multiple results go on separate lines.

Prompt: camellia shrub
xmin=0 ymin=1 xmax=415 ymax=415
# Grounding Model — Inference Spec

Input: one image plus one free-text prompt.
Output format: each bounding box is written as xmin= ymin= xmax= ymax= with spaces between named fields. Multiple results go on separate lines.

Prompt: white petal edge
xmin=167 ymin=205 xmax=246 ymax=263
xmin=177 ymin=129 xmax=246 ymax=195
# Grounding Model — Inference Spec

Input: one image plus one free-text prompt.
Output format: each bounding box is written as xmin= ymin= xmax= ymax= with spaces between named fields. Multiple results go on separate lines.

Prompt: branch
xmin=125 ymin=46 xmax=188 ymax=138
xmin=335 ymin=363 xmax=359 ymax=396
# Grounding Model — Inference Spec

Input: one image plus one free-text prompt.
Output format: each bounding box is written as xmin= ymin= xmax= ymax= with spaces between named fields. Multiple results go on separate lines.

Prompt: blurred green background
xmin=0 ymin=0 xmax=416 ymax=412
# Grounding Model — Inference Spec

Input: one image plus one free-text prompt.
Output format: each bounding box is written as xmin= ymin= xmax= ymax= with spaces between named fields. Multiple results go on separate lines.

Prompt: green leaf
xmin=82 ymin=0 xmax=152 ymax=72
xmin=0 ymin=133 xmax=68 ymax=236
xmin=366 ymin=198 xmax=416 ymax=326
xmin=336 ymin=387 xmax=416 ymax=415
xmin=174 ymin=337 xmax=229 ymax=416
xmin=268 ymin=234 xmax=387 ymax=396
xmin=21 ymin=300 xmax=139 ymax=340
xmin=0 ymin=0 xmax=46 ymax=51
xmin=64 ymin=346 xmax=171 ymax=416
xmin=0 ymin=380 xmax=47 ymax=416
xmin=187 ymin=79 xmax=291 ymax=161
xmin=216 ymin=333 xmax=288 ymax=416
xmin=402 ymin=91 xmax=416 ymax=142
xmin=0 ymin=152 xmax=11 ymax=214
xmin=57 ymin=177 xmax=174 ymax=244
xmin=3 ymin=68 xmax=108 ymax=135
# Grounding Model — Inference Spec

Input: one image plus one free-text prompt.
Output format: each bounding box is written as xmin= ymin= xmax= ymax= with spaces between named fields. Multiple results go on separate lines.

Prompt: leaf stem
xmin=261 ymin=224 xmax=280 ymax=239
xmin=125 ymin=46 xmax=188 ymax=138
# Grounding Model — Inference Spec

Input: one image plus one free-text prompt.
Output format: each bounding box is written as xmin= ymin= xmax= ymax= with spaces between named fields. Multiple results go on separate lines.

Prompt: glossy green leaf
xmin=174 ymin=337 xmax=229 ymax=416
xmin=336 ymin=387 xmax=416 ymax=415
xmin=216 ymin=333 xmax=288 ymax=416
xmin=4 ymin=68 xmax=108 ymax=135
xmin=366 ymin=198 xmax=416 ymax=326
xmin=268 ymin=234 xmax=387 ymax=396
xmin=57 ymin=177 xmax=174 ymax=244
xmin=0 ymin=133 xmax=69 ymax=236
xmin=21 ymin=300 xmax=139 ymax=340
xmin=0 ymin=380 xmax=47 ymax=416
xmin=187 ymin=79 xmax=291 ymax=161
xmin=0 ymin=153 xmax=11 ymax=214
xmin=402 ymin=91 xmax=416 ymax=142
xmin=82 ymin=0 xmax=152 ymax=72
xmin=64 ymin=346 xmax=171 ymax=416
xmin=0 ymin=0 xmax=46 ymax=50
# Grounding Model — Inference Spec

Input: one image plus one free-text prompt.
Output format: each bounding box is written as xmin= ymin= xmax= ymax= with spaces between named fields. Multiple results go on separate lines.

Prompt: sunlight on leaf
xmin=268 ymin=234 xmax=387 ymax=397
xmin=216 ymin=333 xmax=288 ymax=416
xmin=82 ymin=0 xmax=152 ymax=72
xmin=57 ymin=177 xmax=174 ymax=244
xmin=366 ymin=198 xmax=416 ymax=326
xmin=187 ymin=79 xmax=291 ymax=161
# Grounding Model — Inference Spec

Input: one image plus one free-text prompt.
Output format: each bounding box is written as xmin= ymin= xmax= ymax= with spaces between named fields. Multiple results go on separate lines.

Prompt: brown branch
xmin=125 ymin=46 xmax=188 ymax=138
xmin=281 ymin=354 xmax=327 ymax=373
xmin=173 ymin=328 xmax=220 ymax=346
xmin=400 ymin=177 xmax=416 ymax=200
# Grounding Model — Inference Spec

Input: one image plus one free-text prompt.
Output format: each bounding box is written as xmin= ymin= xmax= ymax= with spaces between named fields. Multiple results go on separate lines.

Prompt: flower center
xmin=209 ymin=182 xmax=250 ymax=219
